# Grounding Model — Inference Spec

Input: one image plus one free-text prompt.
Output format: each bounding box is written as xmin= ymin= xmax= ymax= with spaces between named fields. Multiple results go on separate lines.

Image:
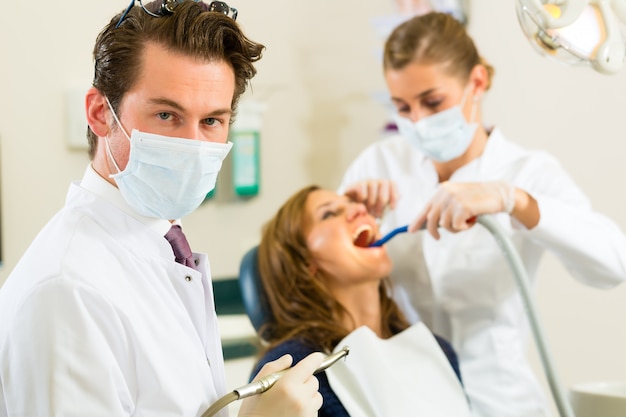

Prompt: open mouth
xmin=352 ymin=224 xmax=375 ymax=248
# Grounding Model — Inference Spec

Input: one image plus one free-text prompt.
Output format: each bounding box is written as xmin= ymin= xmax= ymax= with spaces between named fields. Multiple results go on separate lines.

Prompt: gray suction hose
xmin=477 ymin=215 xmax=575 ymax=417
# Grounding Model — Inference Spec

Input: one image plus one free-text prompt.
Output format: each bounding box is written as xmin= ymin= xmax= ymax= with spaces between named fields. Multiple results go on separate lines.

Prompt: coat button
xmin=185 ymin=275 xmax=192 ymax=282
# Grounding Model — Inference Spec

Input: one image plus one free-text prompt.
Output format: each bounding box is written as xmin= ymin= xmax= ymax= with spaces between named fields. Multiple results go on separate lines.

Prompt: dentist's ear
xmin=86 ymin=87 xmax=111 ymax=137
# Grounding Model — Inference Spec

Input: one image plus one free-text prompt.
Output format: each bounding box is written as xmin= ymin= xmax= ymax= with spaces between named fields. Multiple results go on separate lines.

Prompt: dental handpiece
xmin=234 ymin=345 xmax=350 ymax=399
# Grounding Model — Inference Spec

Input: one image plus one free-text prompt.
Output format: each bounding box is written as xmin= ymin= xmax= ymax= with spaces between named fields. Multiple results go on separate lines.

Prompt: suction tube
xmin=477 ymin=215 xmax=575 ymax=417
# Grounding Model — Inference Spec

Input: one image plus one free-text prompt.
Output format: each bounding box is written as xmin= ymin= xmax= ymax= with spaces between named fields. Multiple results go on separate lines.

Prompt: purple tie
xmin=164 ymin=225 xmax=196 ymax=269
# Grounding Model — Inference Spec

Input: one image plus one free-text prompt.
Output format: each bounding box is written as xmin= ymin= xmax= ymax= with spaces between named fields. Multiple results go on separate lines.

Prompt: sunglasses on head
xmin=116 ymin=0 xmax=237 ymax=28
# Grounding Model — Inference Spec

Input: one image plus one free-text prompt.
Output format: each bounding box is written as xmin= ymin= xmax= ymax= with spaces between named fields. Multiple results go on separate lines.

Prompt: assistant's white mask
xmin=104 ymin=97 xmax=232 ymax=220
xmin=394 ymin=86 xmax=478 ymax=162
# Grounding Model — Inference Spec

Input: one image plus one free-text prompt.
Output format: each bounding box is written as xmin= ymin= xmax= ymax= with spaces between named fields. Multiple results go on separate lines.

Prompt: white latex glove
xmin=410 ymin=181 xmax=516 ymax=239
xmin=342 ymin=180 xmax=400 ymax=218
xmin=238 ymin=352 xmax=324 ymax=417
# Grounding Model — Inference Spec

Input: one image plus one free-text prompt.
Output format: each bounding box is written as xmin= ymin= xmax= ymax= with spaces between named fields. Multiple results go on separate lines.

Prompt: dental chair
xmin=237 ymin=245 xmax=273 ymax=341
xmin=236 ymin=244 xmax=462 ymax=381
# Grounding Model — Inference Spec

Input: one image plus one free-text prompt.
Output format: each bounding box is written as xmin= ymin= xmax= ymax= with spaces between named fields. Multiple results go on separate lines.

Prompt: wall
xmin=1 ymin=0 xmax=625 ymax=408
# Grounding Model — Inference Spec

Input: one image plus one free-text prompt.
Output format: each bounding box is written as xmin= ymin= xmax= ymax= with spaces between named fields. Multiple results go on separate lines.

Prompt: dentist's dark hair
xmin=88 ymin=0 xmax=264 ymax=159
xmin=384 ymin=11 xmax=494 ymax=89
xmin=257 ymin=185 xmax=409 ymax=353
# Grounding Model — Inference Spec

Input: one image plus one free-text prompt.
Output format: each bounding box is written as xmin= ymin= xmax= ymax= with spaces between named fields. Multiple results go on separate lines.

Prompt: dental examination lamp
xmin=516 ymin=0 xmax=626 ymax=74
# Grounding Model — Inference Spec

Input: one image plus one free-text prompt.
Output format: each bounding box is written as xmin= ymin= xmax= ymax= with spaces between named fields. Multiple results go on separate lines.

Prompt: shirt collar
xmin=80 ymin=164 xmax=175 ymax=237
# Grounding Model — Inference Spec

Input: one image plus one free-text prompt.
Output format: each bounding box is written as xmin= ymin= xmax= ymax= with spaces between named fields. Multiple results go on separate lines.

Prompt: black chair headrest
xmin=237 ymin=246 xmax=274 ymax=339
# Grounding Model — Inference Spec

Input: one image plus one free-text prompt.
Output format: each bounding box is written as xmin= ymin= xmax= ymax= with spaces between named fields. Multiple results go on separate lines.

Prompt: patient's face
xmin=303 ymin=189 xmax=393 ymax=285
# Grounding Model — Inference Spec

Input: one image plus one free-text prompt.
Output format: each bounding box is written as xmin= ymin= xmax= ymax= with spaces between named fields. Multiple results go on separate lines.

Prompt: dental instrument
xmin=201 ymin=346 xmax=350 ymax=417
xmin=369 ymin=225 xmax=409 ymax=247
xmin=370 ymin=216 xmax=478 ymax=247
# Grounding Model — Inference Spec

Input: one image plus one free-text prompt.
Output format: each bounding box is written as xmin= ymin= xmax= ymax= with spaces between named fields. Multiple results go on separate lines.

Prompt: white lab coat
xmin=339 ymin=128 xmax=626 ymax=417
xmin=0 ymin=166 xmax=228 ymax=417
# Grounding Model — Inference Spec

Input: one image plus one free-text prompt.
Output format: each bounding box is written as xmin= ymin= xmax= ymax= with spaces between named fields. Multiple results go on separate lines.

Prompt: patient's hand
xmin=238 ymin=352 xmax=324 ymax=417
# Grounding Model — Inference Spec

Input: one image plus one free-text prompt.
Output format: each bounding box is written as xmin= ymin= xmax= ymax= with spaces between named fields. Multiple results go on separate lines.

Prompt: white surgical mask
xmin=394 ymin=87 xmax=478 ymax=162
xmin=104 ymin=98 xmax=232 ymax=219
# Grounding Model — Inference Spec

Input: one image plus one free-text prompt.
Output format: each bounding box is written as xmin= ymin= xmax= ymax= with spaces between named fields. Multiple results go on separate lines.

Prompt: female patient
xmin=250 ymin=185 xmax=471 ymax=417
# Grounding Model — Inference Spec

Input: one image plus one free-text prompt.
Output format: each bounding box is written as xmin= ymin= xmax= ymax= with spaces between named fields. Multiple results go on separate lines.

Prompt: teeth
xmin=352 ymin=224 xmax=371 ymax=241
xmin=352 ymin=224 xmax=373 ymax=244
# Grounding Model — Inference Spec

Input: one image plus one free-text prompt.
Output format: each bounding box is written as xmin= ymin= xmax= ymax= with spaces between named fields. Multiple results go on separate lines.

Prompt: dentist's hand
xmin=410 ymin=181 xmax=516 ymax=239
xmin=343 ymin=180 xmax=400 ymax=218
xmin=238 ymin=352 xmax=324 ymax=417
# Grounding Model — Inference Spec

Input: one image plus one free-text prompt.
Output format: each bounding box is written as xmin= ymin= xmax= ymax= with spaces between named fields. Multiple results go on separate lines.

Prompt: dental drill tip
xmin=314 ymin=345 xmax=350 ymax=374
xmin=233 ymin=346 xmax=350 ymax=400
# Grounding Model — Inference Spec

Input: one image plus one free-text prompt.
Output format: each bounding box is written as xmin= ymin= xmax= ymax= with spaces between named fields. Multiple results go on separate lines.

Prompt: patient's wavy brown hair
xmin=257 ymin=185 xmax=409 ymax=354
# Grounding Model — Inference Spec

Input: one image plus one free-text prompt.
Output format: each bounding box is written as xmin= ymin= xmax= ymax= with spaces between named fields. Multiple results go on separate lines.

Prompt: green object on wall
xmin=232 ymin=130 xmax=260 ymax=196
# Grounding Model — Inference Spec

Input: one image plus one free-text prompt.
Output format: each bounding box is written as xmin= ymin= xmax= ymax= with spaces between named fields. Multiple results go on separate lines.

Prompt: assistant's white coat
xmin=339 ymin=128 xmax=626 ymax=416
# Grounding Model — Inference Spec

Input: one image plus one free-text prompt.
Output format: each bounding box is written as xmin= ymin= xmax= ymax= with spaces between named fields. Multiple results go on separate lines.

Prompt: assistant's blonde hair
xmin=384 ymin=12 xmax=494 ymax=89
